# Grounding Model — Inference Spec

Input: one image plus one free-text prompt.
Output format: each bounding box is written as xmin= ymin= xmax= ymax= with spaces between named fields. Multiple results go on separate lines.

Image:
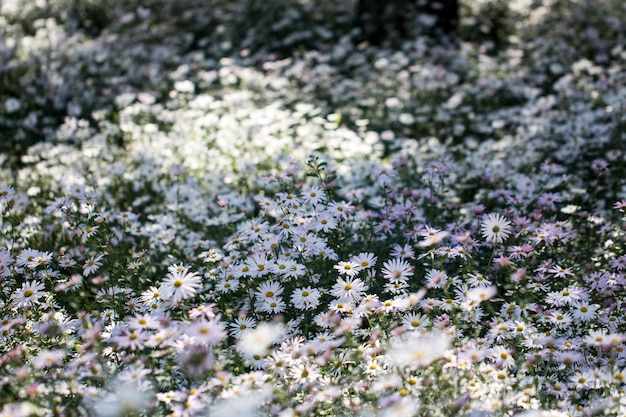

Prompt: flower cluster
xmin=0 ymin=1 xmax=625 ymax=416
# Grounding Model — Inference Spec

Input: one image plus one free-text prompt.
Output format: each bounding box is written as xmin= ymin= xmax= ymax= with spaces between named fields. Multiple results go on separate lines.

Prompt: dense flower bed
xmin=1 ymin=0 xmax=626 ymax=416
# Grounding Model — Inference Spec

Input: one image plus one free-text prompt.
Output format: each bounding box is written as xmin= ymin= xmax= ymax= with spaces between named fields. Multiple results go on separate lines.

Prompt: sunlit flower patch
xmin=0 ymin=1 xmax=625 ymax=416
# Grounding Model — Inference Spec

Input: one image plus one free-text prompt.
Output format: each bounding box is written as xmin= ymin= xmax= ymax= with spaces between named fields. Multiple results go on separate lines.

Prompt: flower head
xmin=388 ymin=330 xmax=451 ymax=369
xmin=161 ymin=264 xmax=202 ymax=305
xmin=237 ymin=322 xmax=283 ymax=357
xmin=333 ymin=261 xmax=362 ymax=277
xmin=11 ymin=280 xmax=46 ymax=308
xmin=381 ymin=258 xmax=414 ymax=282
xmin=481 ymin=213 xmax=512 ymax=244
xmin=83 ymin=254 xmax=105 ymax=276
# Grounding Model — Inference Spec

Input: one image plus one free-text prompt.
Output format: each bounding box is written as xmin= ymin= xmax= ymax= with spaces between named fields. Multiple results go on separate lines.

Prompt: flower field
xmin=1 ymin=0 xmax=626 ymax=415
